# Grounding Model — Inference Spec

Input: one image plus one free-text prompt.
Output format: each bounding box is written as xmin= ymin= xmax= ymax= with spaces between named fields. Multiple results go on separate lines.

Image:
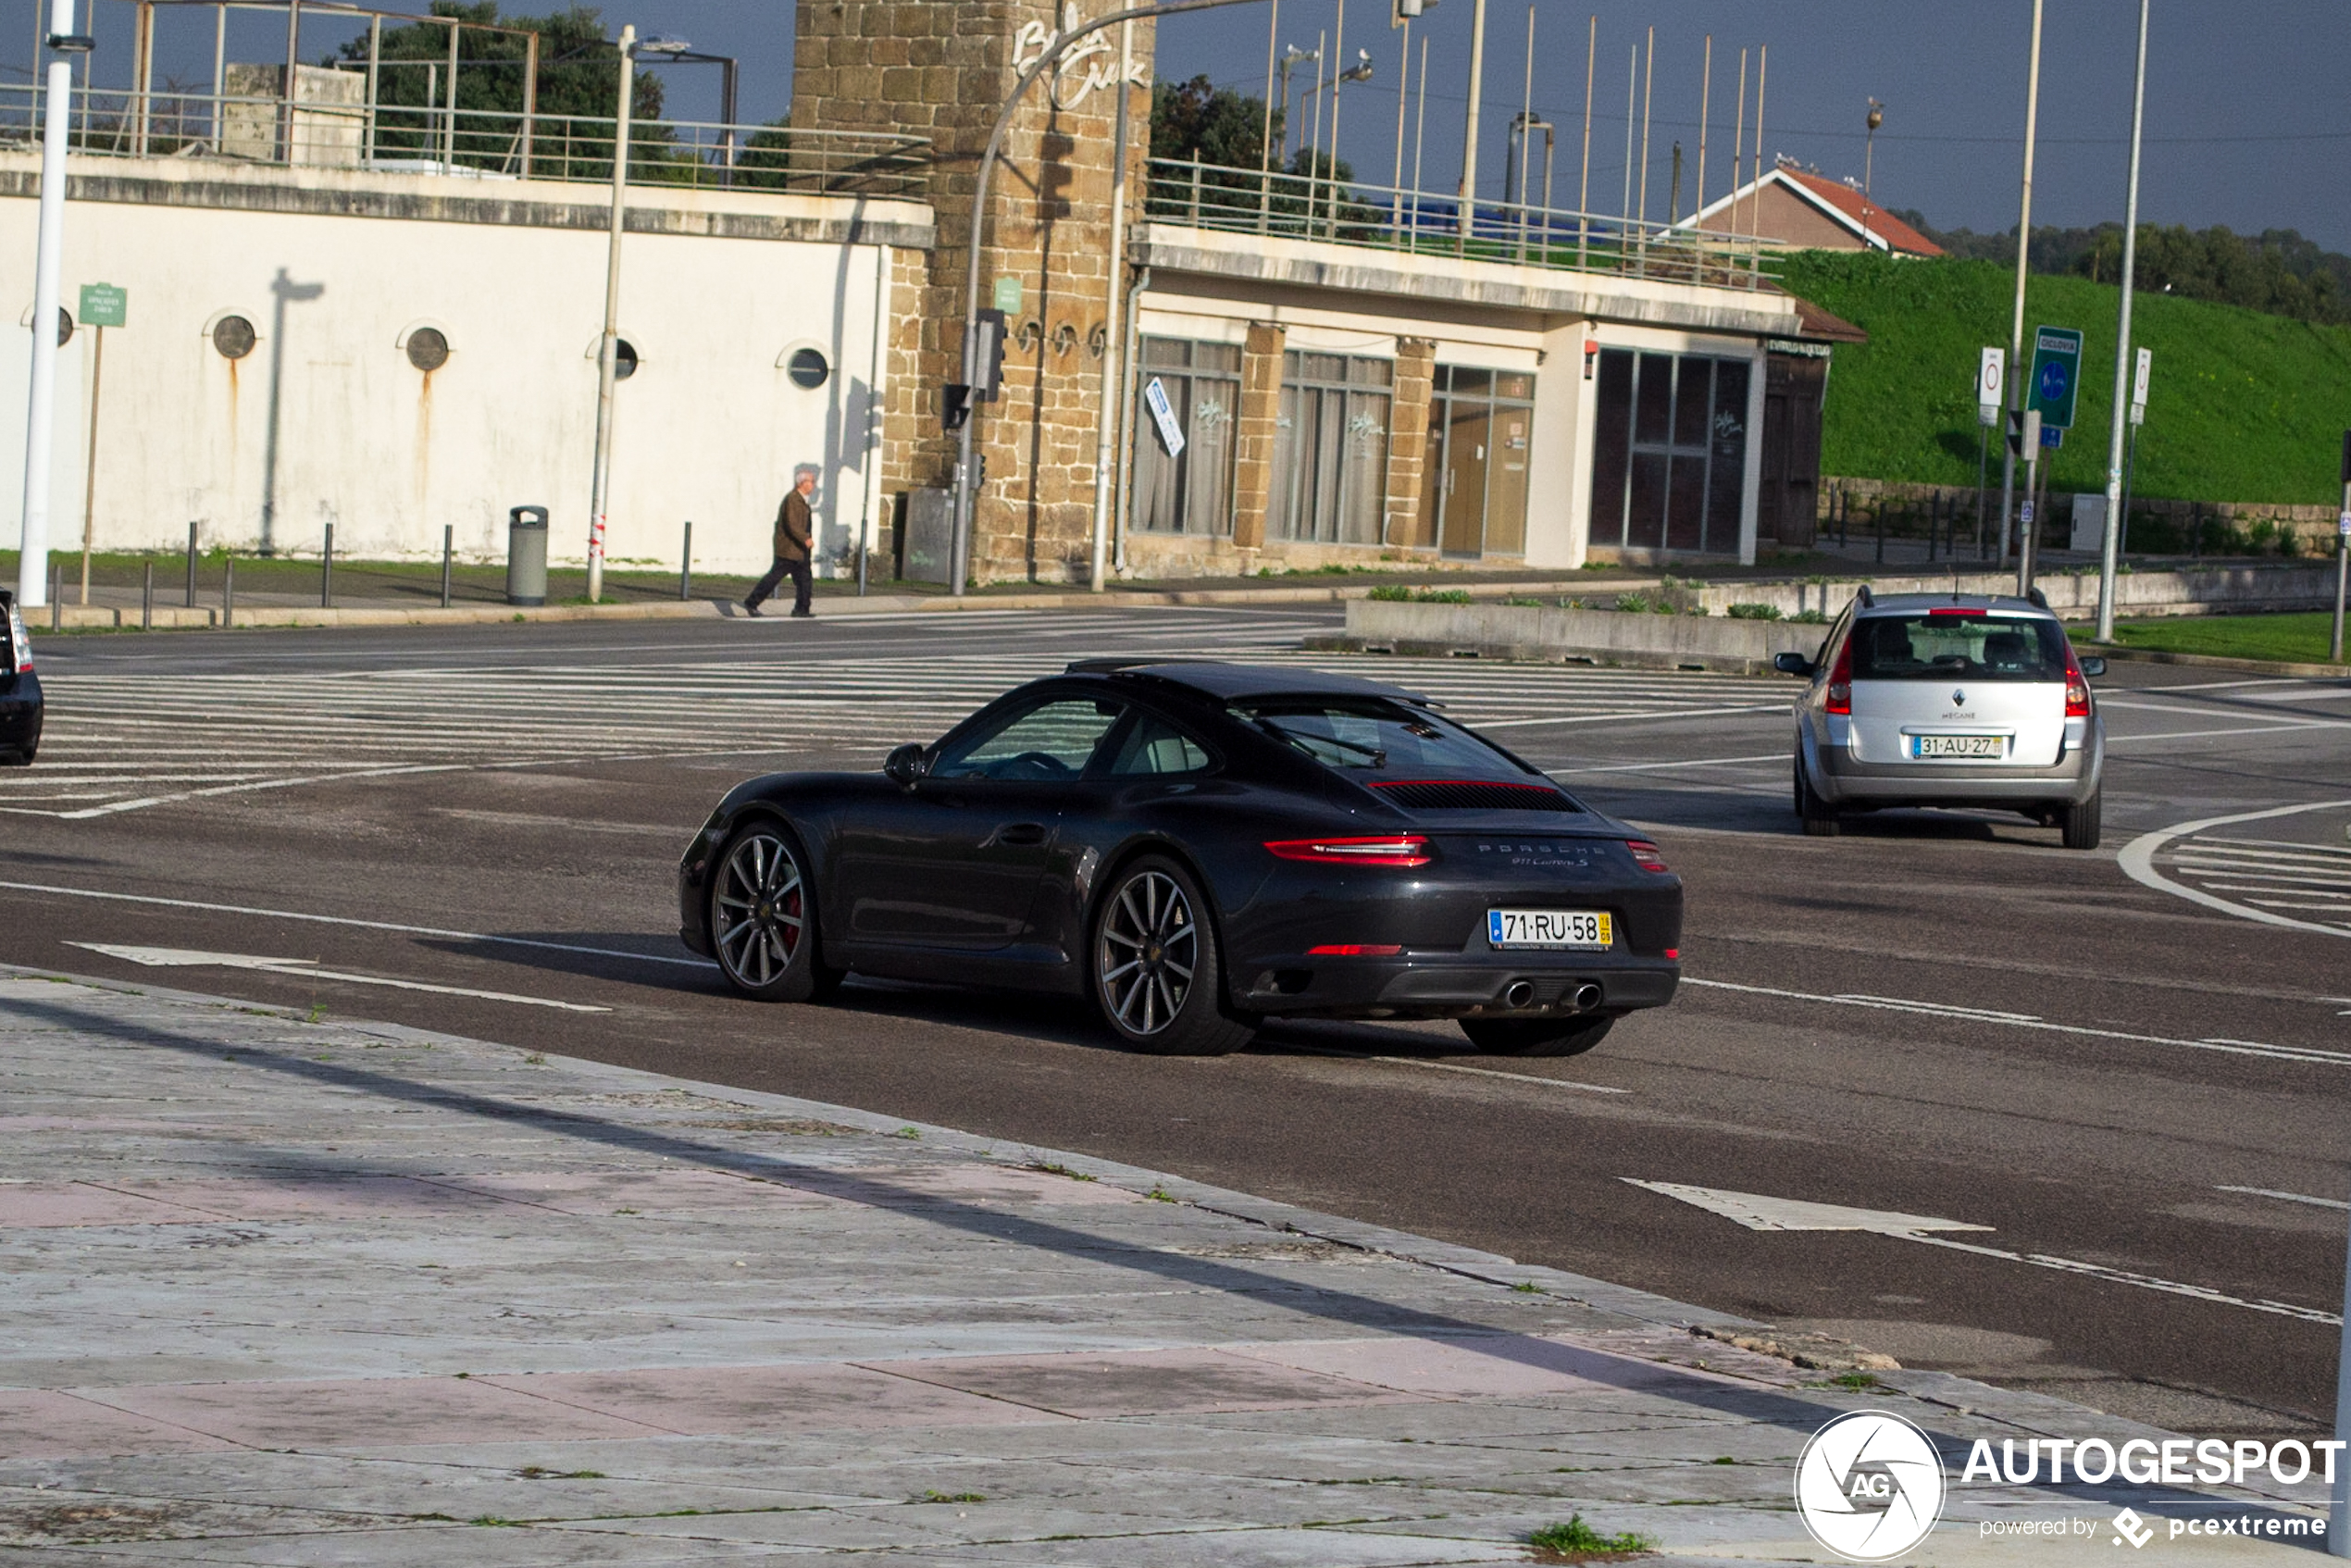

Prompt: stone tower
xmin=794 ymin=0 xmax=1154 ymax=582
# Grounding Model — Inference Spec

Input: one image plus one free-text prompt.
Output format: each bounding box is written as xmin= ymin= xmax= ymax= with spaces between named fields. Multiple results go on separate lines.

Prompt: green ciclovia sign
xmin=78 ymin=282 xmax=127 ymax=329
xmin=2027 ymin=325 xmax=2081 ymax=442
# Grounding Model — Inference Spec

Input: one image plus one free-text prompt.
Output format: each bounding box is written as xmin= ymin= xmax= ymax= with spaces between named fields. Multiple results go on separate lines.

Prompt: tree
xmin=331 ymin=3 xmax=679 ymax=181
xmin=1150 ymin=74 xmax=1274 ymax=169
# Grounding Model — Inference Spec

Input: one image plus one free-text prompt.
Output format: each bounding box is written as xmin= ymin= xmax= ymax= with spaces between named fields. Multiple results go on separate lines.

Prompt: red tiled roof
xmin=1782 ymin=168 xmax=1945 ymax=257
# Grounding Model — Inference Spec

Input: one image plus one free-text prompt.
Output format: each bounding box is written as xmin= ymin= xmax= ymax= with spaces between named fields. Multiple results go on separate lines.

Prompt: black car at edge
xmin=678 ymin=662 xmax=1681 ymax=1058
xmin=0 ymin=590 xmax=42 ymax=766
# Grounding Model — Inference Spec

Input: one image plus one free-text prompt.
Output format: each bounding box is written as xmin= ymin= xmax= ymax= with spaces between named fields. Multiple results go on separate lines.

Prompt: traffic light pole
xmin=2332 ymin=471 xmax=2347 ymax=666
xmin=16 ymin=0 xmax=81 ymax=613
xmin=949 ymin=0 xmax=1271 ymax=598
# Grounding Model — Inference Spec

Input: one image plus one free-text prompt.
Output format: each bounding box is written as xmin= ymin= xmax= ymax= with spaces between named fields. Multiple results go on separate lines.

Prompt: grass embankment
xmin=2076 ymin=611 xmax=2347 ymax=666
xmin=1778 ymin=253 xmax=2351 ymax=505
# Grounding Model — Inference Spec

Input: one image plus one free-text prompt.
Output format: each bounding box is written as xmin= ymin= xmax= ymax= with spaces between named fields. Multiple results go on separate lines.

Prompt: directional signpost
xmin=2018 ymin=327 xmax=2079 ymax=594
xmin=75 ymin=281 xmax=125 ymax=606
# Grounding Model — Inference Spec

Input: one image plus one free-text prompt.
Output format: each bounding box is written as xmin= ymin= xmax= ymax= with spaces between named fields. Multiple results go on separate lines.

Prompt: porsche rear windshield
xmin=1847 ymin=614 xmax=2071 ymax=683
xmin=1234 ymin=697 xmax=1530 ymax=777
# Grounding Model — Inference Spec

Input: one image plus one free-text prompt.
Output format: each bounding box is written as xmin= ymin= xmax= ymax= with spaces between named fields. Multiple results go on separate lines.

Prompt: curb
xmin=2087 ymin=645 xmax=2350 ymax=680
xmin=27 ymin=578 xmax=1658 ymax=633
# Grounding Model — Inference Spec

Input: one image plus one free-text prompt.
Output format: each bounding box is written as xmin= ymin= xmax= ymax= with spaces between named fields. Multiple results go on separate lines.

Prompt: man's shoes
xmin=742 ymin=601 xmax=764 ymax=617
xmin=790 ymin=607 xmax=814 ymax=617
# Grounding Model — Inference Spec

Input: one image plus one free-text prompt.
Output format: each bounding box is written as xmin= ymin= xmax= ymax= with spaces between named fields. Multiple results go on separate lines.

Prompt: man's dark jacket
xmin=774 ymin=491 xmax=814 ymax=562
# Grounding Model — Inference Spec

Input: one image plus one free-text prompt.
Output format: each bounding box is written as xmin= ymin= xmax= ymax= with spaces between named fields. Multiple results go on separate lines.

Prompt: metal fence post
xmin=142 ymin=560 xmax=152 ymax=629
xmin=441 ymin=524 xmax=454 ymax=607
xmin=49 ymin=565 xmax=60 ymax=630
xmin=679 ymin=519 xmax=692 ymax=601
xmin=185 ymin=521 xmax=198 ymax=606
xmin=321 ymin=522 xmax=333 ymax=607
xmin=222 ymin=555 xmax=234 ymax=628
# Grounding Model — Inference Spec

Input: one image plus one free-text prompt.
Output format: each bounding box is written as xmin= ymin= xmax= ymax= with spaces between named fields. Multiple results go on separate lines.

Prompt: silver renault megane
xmin=1776 ymin=590 xmax=2107 ymax=849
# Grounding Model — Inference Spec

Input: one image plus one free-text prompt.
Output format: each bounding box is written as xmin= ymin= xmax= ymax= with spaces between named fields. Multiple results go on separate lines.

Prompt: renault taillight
xmin=2063 ymin=647 xmax=2092 ymax=718
xmin=1823 ymin=638 xmax=1853 ymax=716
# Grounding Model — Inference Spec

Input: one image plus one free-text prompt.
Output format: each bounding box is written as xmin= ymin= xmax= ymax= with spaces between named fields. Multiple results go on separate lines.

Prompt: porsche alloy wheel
xmin=1092 ymin=857 xmax=1252 ymax=1056
xmin=711 ymin=823 xmax=832 ymax=1002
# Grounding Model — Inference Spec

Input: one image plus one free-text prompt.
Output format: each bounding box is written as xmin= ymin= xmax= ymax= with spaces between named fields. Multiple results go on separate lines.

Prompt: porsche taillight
xmin=1626 ymin=840 xmax=1671 ymax=873
xmin=1264 ymin=836 xmax=1432 ymax=868
xmin=3 ymin=600 xmax=27 ymax=675
xmin=1823 ymin=638 xmax=1853 ymax=716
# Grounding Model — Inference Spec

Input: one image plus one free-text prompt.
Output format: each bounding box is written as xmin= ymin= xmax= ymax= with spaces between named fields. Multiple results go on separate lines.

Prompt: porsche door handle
xmin=995 ymin=822 xmax=1048 ymax=846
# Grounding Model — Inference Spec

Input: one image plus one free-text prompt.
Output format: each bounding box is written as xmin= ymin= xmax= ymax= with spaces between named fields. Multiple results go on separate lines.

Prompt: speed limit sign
xmin=1977 ymin=346 xmax=2004 ymax=427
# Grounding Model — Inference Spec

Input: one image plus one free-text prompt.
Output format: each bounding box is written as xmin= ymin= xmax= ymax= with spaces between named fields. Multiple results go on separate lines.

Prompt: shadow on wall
xmin=261 ymin=267 xmax=326 ymax=557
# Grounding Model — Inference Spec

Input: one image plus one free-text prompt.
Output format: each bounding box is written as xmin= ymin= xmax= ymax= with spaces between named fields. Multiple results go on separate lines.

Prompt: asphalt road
xmin=6 ymin=604 xmax=2346 ymax=1437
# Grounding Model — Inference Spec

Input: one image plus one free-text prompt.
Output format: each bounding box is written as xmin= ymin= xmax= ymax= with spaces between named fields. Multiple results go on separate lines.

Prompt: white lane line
xmin=68 ymin=943 xmax=611 ymax=1013
xmin=1283 ymin=1043 xmax=1627 ymax=1095
xmin=1679 ymin=976 xmax=2351 ymax=1067
xmin=2196 ymin=835 xmax=2351 ymax=858
xmin=1628 ymin=1179 xmax=2342 ymax=1326
xmin=1 ymin=880 xmax=712 ymax=969
xmin=2118 ymin=800 xmax=2351 ymax=940
xmin=2108 ymin=721 xmax=2350 ymax=743
xmin=1474 ymin=704 xmax=1785 ymax=729
xmin=1550 ymin=753 xmax=1787 ymax=775
xmin=2216 ymin=1185 xmax=2350 ymax=1212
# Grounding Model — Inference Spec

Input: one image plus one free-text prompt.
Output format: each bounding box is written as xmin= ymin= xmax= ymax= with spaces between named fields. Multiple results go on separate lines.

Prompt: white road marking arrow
xmin=69 ymin=944 xmax=609 ymax=1014
xmin=1620 ymin=1180 xmax=1993 ymax=1236
xmin=1624 ymin=1178 xmax=2341 ymax=1328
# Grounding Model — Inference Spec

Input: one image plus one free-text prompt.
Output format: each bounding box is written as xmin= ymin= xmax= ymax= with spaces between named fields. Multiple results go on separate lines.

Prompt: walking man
xmin=744 ymin=469 xmax=817 ymax=617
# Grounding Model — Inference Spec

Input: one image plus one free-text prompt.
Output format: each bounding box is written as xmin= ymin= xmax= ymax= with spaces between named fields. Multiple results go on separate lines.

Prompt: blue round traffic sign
xmin=2038 ymin=361 xmax=2070 ymax=403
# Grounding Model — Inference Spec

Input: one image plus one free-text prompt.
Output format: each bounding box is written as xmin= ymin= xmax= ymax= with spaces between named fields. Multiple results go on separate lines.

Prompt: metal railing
xmin=1144 ymin=155 xmax=1774 ymax=290
xmin=0 ymin=82 xmax=929 ymax=198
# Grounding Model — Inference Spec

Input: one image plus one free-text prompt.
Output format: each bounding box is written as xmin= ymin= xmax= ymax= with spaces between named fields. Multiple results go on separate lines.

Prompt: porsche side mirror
xmin=2077 ymin=655 xmax=2107 ymax=678
xmin=884 ymin=742 xmax=928 ymax=786
xmin=1773 ymin=652 xmax=1815 ymax=678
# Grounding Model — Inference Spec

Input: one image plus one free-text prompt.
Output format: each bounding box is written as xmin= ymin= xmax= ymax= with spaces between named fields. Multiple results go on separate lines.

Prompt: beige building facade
xmin=2 ymin=0 xmax=1823 ymax=579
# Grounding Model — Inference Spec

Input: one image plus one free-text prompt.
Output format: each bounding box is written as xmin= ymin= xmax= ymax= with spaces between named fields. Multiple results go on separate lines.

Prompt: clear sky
xmin=27 ymin=0 xmax=2351 ymax=251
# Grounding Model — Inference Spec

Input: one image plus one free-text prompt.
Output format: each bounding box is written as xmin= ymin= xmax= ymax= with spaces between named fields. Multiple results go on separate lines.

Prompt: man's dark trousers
xmin=746 ymin=556 xmax=811 ymax=616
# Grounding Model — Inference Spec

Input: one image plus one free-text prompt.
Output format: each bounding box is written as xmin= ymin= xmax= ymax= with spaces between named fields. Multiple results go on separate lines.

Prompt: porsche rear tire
xmin=1091 ymin=856 xmax=1253 ymax=1057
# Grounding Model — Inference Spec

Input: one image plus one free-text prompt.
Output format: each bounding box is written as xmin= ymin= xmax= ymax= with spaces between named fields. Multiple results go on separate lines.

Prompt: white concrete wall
xmin=0 ymin=160 xmax=897 ymax=575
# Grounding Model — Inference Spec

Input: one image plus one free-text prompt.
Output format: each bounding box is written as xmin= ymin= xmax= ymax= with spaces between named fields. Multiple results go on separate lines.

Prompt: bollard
xmin=142 ymin=561 xmax=152 ymax=630
xmin=223 ymin=555 xmax=234 ymax=628
xmin=679 ymin=520 xmax=692 ymax=601
xmin=321 ymin=523 xmax=334 ymax=609
xmin=185 ymin=522 xmax=198 ymax=607
xmin=441 ymin=524 xmax=454 ymax=609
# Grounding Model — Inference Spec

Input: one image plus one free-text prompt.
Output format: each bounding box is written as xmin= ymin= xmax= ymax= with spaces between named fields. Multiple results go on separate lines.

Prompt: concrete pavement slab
xmin=0 ymin=970 xmax=2331 ymax=1562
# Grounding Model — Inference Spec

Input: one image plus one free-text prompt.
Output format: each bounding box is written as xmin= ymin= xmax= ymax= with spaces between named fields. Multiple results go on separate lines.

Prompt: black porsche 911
xmin=678 ymin=661 xmax=1681 ymax=1058
xmin=0 ymin=590 xmax=42 ymax=766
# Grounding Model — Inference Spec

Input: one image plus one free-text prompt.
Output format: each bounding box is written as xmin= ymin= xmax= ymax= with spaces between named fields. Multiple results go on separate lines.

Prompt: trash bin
xmin=506 ymin=505 xmax=550 ymax=606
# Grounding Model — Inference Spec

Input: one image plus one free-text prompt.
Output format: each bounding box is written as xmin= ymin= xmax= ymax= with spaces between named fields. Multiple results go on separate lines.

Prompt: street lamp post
xmin=1998 ymin=0 xmax=2044 ymax=573
xmin=16 ymin=0 xmax=83 ymax=612
xmin=584 ymin=23 xmax=637 ymax=607
xmin=2095 ymin=0 xmax=2149 ymax=642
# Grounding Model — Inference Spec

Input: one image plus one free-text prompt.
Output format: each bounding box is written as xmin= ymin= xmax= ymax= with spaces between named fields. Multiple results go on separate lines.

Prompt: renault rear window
xmin=1234 ymin=697 xmax=1535 ymax=778
xmin=1848 ymin=614 xmax=2069 ymax=682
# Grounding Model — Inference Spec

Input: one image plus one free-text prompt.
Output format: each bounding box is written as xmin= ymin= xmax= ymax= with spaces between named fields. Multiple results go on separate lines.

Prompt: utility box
xmin=901 ymin=488 xmax=954 ymax=584
xmin=506 ymin=506 xmax=550 ymax=605
xmin=2069 ymin=493 xmax=2108 ymax=554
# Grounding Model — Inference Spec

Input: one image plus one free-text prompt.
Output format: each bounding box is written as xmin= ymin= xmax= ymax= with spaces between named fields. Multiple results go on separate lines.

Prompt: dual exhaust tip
xmin=1502 ymin=980 xmax=1602 ymax=1012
